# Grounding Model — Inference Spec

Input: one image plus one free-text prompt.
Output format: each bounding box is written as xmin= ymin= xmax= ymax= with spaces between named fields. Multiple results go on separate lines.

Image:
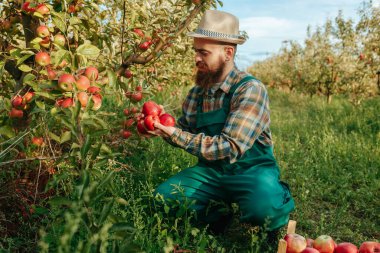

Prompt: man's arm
xmin=154 ymin=80 xmax=271 ymax=164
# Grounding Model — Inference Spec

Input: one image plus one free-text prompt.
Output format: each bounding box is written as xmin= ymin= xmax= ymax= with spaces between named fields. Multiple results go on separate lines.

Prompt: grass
xmin=1 ymin=89 xmax=379 ymax=252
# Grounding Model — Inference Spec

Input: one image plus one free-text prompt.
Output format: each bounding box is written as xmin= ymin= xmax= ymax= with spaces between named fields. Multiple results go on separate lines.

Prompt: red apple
xmin=47 ymin=67 xmax=56 ymax=80
xmin=121 ymin=130 xmax=132 ymax=139
xmin=22 ymin=2 xmax=36 ymax=13
xmin=68 ymin=4 xmax=76 ymax=13
xmin=35 ymin=52 xmax=51 ymax=66
xmin=159 ymin=113 xmax=175 ymax=127
xmin=39 ymin=36 xmax=50 ymax=48
xmin=137 ymin=120 xmax=148 ymax=134
xmin=124 ymin=69 xmax=133 ymax=78
xmin=123 ymin=108 xmax=130 ymax=116
xmin=77 ymin=92 xmax=89 ymax=107
xmin=335 ymin=242 xmax=358 ymax=253
xmin=301 ymin=248 xmax=320 ymax=253
xmin=31 ymin=137 xmax=44 ymax=146
xmin=23 ymin=92 xmax=34 ymax=103
xmin=358 ymin=242 xmax=380 ymax=253
xmin=144 ymin=115 xmax=159 ymax=131
xmin=36 ymin=4 xmax=50 ymax=15
xmin=130 ymin=107 xmax=139 ymax=114
xmin=12 ymin=95 xmax=24 ymax=108
xmin=123 ymin=118 xmax=135 ymax=128
xmin=36 ymin=25 xmax=50 ymax=38
xmin=306 ymin=238 xmax=314 ymax=248
xmin=313 ymin=235 xmax=335 ymax=253
xmin=61 ymin=98 xmax=74 ymax=108
xmin=131 ymin=92 xmax=143 ymax=102
xmin=54 ymin=34 xmax=66 ymax=47
xmin=76 ymin=75 xmax=91 ymax=91
xmin=87 ymin=86 xmax=101 ymax=94
xmin=139 ymin=41 xmax=150 ymax=51
xmin=9 ymin=108 xmax=23 ymax=118
xmin=142 ymin=101 xmax=161 ymax=117
xmin=58 ymin=73 xmax=75 ymax=91
xmin=84 ymin=66 xmax=98 ymax=81
xmin=133 ymin=28 xmax=145 ymax=38
xmin=135 ymin=85 xmax=143 ymax=92
xmin=284 ymin=233 xmax=307 ymax=253
xmin=91 ymin=94 xmax=102 ymax=111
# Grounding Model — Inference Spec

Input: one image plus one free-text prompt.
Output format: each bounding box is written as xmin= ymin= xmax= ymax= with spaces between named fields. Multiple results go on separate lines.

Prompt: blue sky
xmin=217 ymin=0 xmax=380 ymax=70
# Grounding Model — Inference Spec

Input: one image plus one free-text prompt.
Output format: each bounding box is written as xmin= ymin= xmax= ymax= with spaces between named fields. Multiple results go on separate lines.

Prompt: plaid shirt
xmin=168 ymin=66 xmax=272 ymax=164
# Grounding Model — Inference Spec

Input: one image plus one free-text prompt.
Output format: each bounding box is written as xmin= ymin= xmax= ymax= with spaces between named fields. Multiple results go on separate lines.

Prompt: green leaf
xmin=99 ymin=199 xmax=114 ymax=224
xmin=0 ymin=125 xmax=15 ymax=139
xmin=33 ymin=11 xmax=44 ymax=19
xmin=76 ymin=170 xmax=90 ymax=200
xmin=16 ymin=54 xmax=33 ymax=66
xmin=34 ymin=91 xmax=56 ymax=100
xmin=60 ymin=131 xmax=71 ymax=144
xmin=18 ymin=64 xmax=33 ymax=72
xmin=76 ymin=44 xmax=100 ymax=60
xmin=109 ymin=222 xmax=135 ymax=233
xmin=97 ymin=171 xmax=115 ymax=190
xmin=49 ymin=132 xmax=61 ymax=143
xmin=35 ymin=100 xmax=45 ymax=110
xmin=69 ymin=16 xmax=82 ymax=26
xmin=80 ymin=135 xmax=92 ymax=160
xmin=52 ymin=13 xmax=67 ymax=32
xmin=107 ymin=69 xmax=117 ymax=88
xmin=23 ymin=73 xmax=36 ymax=82
xmin=48 ymin=197 xmax=72 ymax=207
xmin=10 ymin=48 xmax=21 ymax=57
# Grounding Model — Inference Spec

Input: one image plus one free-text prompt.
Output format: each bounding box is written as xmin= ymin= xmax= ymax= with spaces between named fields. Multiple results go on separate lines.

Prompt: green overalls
xmin=155 ymin=76 xmax=295 ymax=231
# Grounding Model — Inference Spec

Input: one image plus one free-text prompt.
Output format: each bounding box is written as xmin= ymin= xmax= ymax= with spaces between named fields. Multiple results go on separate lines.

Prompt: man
xmin=150 ymin=10 xmax=295 ymax=237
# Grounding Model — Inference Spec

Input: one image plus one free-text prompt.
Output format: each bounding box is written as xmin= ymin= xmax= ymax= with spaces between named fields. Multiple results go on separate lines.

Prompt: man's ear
xmin=224 ymin=46 xmax=235 ymax=61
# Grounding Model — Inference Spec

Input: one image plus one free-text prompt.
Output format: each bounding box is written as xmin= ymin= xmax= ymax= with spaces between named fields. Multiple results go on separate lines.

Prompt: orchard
xmin=0 ymin=0 xmax=379 ymax=252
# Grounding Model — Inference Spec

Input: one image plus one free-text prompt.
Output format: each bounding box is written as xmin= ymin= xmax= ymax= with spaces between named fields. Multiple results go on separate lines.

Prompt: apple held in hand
xmin=144 ymin=115 xmax=159 ymax=131
xmin=335 ymin=242 xmax=358 ymax=253
xmin=284 ymin=233 xmax=307 ymax=253
xmin=142 ymin=101 xmax=161 ymax=117
xmin=359 ymin=242 xmax=380 ymax=253
xmin=159 ymin=113 xmax=175 ymax=127
xmin=313 ymin=235 xmax=335 ymax=253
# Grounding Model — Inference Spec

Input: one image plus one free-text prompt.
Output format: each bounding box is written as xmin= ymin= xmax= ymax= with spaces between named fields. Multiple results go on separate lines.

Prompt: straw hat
xmin=187 ymin=10 xmax=247 ymax=45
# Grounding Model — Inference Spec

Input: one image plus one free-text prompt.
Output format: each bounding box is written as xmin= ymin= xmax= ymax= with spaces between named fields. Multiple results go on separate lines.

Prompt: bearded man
xmin=149 ymin=10 xmax=295 ymax=241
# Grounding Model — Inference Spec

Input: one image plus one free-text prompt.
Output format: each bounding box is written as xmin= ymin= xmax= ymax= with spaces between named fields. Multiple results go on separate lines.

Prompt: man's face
xmin=193 ymin=38 xmax=227 ymax=88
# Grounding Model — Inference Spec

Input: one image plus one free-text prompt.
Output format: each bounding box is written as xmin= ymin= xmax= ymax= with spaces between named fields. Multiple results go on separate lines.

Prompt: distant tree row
xmin=249 ymin=1 xmax=380 ymax=104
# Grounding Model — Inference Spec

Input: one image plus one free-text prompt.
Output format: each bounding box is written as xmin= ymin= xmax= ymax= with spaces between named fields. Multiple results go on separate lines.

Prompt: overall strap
xmin=222 ymin=75 xmax=258 ymax=109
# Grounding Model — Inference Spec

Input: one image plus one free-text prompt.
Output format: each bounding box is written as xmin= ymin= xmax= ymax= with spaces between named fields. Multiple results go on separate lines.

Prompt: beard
xmin=195 ymin=60 xmax=226 ymax=89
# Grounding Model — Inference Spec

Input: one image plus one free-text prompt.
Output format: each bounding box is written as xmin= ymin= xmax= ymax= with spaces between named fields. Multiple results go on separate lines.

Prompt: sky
xmin=217 ymin=0 xmax=380 ymax=70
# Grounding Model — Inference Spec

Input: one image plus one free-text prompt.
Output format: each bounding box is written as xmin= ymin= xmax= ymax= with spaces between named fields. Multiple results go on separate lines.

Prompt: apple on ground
xmin=159 ymin=113 xmax=175 ymax=127
xmin=313 ymin=235 xmax=335 ymax=253
xmin=335 ymin=242 xmax=358 ymax=253
xmin=123 ymin=119 xmax=135 ymax=128
xmin=284 ymin=233 xmax=307 ymax=253
xmin=306 ymin=238 xmax=314 ymax=248
xmin=142 ymin=101 xmax=161 ymax=117
xmin=35 ymin=52 xmax=51 ymax=66
xmin=84 ymin=66 xmax=98 ymax=81
xmin=359 ymin=242 xmax=380 ymax=253
xmin=301 ymin=248 xmax=320 ymax=253
xmin=31 ymin=137 xmax=44 ymax=146
xmin=58 ymin=73 xmax=75 ymax=91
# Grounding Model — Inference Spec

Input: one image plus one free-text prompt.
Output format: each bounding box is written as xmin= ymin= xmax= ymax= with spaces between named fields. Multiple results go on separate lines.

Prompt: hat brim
xmin=187 ymin=32 xmax=246 ymax=45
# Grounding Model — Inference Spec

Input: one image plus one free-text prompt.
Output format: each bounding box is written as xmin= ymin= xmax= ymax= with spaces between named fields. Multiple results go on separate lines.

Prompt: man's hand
xmin=147 ymin=121 xmax=176 ymax=138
